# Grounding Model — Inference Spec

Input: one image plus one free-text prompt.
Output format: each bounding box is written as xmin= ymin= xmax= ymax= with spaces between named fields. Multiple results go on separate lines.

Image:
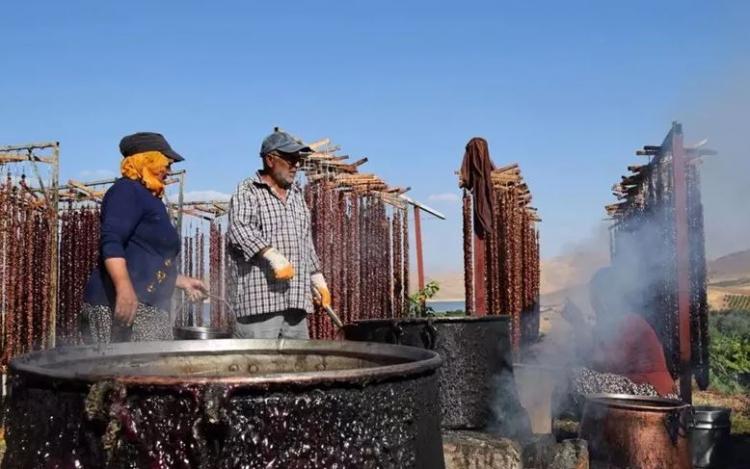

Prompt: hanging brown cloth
xmin=459 ymin=137 xmax=495 ymax=235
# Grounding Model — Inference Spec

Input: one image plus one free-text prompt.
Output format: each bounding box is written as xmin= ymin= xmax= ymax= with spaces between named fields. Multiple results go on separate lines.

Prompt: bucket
xmin=691 ymin=405 xmax=731 ymax=468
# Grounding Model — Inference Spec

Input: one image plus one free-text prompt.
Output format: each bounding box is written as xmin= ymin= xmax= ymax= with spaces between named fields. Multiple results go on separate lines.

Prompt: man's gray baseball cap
xmin=260 ymin=130 xmax=312 ymax=157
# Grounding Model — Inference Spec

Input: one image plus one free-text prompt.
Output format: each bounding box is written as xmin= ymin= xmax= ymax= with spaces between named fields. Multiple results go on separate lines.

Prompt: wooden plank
xmin=307 ymin=138 xmax=331 ymax=150
xmin=671 ymin=124 xmax=692 ymax=404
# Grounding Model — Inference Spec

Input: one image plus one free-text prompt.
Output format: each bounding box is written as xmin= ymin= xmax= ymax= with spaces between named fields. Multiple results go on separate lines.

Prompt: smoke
xmin=540 ymin=224 xmax=609 ymax=299
xmin=503 ymin=204 xmax=683 ymax=427
xmin=489 ymin=69 xmax=749 ymax=435
xmin=488 ymin=364 xmax=533 ymax=440
xmin=681 ymin=66 xmax=750 ymax=261
xmin=487 ymin=226 xmax=612 ymax=435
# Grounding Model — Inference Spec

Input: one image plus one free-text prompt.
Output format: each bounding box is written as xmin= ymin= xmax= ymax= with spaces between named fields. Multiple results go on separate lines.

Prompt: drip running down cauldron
xmin=344 ymin=315 xmax=512 ymax=430
xmin=2 ymin=339 xmax=445 ymax=469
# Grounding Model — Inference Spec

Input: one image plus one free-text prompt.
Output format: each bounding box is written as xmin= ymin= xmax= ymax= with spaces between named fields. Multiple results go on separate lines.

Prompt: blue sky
xmin=2 ymin=1 xmax=748 ymax=273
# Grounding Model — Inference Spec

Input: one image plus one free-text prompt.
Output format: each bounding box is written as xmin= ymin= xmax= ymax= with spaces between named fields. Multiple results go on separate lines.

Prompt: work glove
xmin=262 ymin=247 xmax=295 ymax=280
xmin=311 ymin=272 xmax=331 ymax=308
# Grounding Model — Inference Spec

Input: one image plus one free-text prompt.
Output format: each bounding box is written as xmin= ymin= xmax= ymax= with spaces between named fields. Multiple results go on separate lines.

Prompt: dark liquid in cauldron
xmin=2 ymin=340 xmax=444 ymax=469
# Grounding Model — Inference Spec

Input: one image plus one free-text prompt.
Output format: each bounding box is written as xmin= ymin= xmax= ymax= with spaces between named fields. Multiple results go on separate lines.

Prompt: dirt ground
xmin=694 ymin=389 xmax=750 ymax=434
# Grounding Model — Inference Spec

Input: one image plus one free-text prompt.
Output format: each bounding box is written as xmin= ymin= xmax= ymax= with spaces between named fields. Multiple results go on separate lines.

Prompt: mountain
xmin=708 ymin=249 xmax=750 ymax=282
xmin=414 ymin=249 xmax=750 ymax=306
xmin=411 ymin=271 xmax=464 ymax=300
xmin=705 ymin=249 xmax=750 ymax=310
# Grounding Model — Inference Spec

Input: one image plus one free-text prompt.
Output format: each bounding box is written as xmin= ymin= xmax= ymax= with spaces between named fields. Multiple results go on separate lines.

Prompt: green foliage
xmin=407 ymin=280 xmax=440 ymax=317
xmin=712 ymin=310 xmax=750 ymax=337
xmin=442 ymin=310 xmax=467 ymax=317
xmin=732 ymin=413 xmax=750 ymax=435
xmin=709 ymin=310 xmax=750 ymax=393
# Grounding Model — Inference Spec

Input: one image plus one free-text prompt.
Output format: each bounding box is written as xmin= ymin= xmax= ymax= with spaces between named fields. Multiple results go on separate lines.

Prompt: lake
xmin=426 ymin=300 xmax=465 ymax=313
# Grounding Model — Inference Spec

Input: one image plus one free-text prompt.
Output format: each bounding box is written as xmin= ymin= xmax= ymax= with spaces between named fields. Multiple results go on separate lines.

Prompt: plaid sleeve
xmin=227 ymin=182 xmax=270 ymax=261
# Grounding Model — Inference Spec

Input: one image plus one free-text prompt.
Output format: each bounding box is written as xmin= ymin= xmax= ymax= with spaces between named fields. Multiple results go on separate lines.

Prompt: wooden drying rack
xmin=303 ymin=139 xmax=412 ymax=210
xmin=304 ymin=136 xmax=445 ymax=293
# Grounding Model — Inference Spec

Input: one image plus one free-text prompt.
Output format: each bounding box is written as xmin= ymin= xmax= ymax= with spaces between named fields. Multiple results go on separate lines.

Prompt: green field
xmin=724 ymin=295 xmax=750 ymax=311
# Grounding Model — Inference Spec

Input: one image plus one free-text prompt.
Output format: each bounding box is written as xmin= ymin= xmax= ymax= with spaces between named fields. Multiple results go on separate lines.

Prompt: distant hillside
xmin=414 ymin=249 xmax=750 ymax=306
xmin=409 ymin=271 xmax=464 ymax=300
xmin=420 ymin=251 xmax=605 ymax=302
xmin=540 ymin=248 xmax=750 ymax=311
xmin=708 ymin=249 xmax=750 ymax=282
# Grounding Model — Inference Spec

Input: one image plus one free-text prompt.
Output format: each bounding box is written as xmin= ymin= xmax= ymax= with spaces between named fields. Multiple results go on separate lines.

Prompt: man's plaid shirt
xmin=226 ymin=172 xmax=321 ymax=318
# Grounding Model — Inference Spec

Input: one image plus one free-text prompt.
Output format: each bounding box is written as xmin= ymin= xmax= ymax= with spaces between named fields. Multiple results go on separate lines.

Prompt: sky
xmin=2 ymin=1 xmax=749 ymax=273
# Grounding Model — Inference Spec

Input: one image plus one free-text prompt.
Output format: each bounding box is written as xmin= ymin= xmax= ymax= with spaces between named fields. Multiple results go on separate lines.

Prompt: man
xmin=226 ymin=129 xmax=331 ymax=339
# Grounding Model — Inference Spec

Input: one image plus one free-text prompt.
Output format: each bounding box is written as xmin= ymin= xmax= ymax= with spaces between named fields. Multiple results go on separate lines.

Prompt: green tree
xmin=408 ymin=280 xmax=440 ymax=317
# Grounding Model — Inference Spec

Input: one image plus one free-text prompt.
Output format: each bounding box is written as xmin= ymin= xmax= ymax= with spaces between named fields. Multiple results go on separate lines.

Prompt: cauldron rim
xmin=9 ymin=339 xmax=442 ymax=388
xmin=584 ymin=393 xmax=689 ymax=412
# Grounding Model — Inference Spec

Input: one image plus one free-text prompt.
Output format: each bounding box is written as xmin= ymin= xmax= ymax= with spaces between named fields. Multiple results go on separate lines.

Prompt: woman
xmin=82 ymin=132 xmax=207 ymax=343
xmin=565 ymin=266 xmax=675 ymax=395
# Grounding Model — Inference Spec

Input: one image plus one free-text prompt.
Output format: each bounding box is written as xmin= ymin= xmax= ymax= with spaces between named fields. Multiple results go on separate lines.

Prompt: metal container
xmin=691 ymin=405 xmax=732 ymax=468
xmin=344 ymin=316 xmax=511 ymax=429
xmin=173 ymin=325 xmax=232 ymax=340
xmin=580 ymin=394 xmax=692 ymax=469
xmin=2 ymin=339 xmax=444 ymax=469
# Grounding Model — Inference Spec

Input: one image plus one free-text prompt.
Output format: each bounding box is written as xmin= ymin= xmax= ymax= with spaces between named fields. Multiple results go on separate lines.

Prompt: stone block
xmin=443 ymin=431 xmax=523 ymax=469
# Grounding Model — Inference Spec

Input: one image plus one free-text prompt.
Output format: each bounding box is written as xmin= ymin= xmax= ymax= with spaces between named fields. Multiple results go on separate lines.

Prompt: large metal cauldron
xmin=344 ymin=316 xmax=511 ymax=429
xmin=580 ymin=394 xmax=692 ymax=469
xmin=2 ymin=339 xmax=444 ymax=469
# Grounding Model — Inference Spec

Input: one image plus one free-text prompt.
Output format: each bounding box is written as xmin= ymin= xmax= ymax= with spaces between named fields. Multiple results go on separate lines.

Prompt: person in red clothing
xmin=566 ymin=267 xmax=675 ymax=395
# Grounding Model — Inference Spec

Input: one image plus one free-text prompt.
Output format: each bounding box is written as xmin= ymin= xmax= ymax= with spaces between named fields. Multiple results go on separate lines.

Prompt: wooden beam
xmin=307 ymin=138 xmax=331 ymax=150
xmin=672 ymin=124 xmax=692 ymax=404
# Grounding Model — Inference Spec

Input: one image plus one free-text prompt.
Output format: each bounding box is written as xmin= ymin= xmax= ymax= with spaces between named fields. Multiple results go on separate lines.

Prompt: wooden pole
xmin=672 ymin=122 xmax=692 ymax=404
xmin=413 ymin=206 xmax=425 ymax=293
xmin=48 ymin=143 xmax=60 ymax=348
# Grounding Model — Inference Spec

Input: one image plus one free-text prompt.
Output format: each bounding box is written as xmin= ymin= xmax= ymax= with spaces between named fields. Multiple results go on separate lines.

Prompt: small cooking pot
xmin=173 ymin=326 xmax=232 ymax=340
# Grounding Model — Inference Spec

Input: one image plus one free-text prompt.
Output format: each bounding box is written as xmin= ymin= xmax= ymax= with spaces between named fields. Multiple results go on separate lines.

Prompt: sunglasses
xmin=271 ymin=152 xmax=303 ymax=167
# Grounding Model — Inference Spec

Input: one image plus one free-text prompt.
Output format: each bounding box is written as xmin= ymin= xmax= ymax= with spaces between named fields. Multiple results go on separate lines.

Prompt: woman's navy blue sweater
xmin=84 ymin=178 xmax=180 ymax=311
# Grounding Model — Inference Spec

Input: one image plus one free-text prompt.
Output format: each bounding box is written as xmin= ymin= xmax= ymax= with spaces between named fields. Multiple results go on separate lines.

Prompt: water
xmin=426 ymin=300 xmax=465 ymax=313
xmin=184 ymin=301 xmax=468 ymax=322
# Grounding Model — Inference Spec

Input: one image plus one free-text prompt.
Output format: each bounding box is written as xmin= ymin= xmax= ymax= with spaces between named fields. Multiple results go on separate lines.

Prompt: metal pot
xmin=580 ymin=394 xmax=692 ymax=469
xmin=691 ymin=405 xmax=732 ymax=468
xmin=173 ymin=325 xmax=232 ymax=340
xmin=2 ymin=339 xmax=444 ymax=469
xmin=344 ymin=316 xmax=512 ymax=430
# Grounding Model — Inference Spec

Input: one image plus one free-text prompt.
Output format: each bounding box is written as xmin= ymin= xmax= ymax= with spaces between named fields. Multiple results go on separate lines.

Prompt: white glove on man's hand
xmin=262 ymin=247 xmax=295 ymax=280
xmin=311 ymin=273 xmax=331 ymax=308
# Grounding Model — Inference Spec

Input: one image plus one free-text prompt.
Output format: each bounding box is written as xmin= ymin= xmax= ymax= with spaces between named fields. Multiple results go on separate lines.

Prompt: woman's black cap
xmin=119 ymin=132 xmax=185 ymax=162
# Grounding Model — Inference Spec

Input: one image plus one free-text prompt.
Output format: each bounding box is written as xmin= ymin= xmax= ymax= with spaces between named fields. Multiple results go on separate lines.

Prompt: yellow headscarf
xmin=120 ymin=151 xmax=172 ymax=197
